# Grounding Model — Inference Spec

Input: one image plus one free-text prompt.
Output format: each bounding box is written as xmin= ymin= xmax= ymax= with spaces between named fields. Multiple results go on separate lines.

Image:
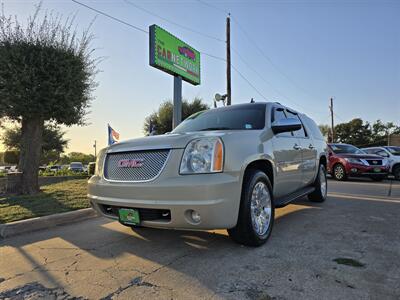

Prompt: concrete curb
xmin=0 ymin=208 xmax=98 ymax=239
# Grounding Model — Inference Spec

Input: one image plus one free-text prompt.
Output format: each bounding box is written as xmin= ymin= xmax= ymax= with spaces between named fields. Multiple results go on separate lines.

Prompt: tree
xmin=2 ymin=123 xmax=69 ymax=164
xmin=59 ymin=152 xmax=95 ymax=165
xmin=334 ymin=118 xmax=400 ymax=147
xmin=0 ymin=5 xmax=97 ymax=194
xmin=3 ymin=150 xmax=19 ymax=165
xmin=335 ymin=118 xmax=372 ymax=147
xmin=144 ymin=98 xmax=209 ymax=135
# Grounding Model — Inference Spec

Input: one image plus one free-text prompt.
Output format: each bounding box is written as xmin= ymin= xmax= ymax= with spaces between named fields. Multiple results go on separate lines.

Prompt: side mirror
xmin=271 ymin=118 xmax=302 ymax=134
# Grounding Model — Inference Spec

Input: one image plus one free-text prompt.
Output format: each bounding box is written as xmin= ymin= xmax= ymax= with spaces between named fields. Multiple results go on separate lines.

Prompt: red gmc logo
xmin=118 ymin=159 xmax=144 ymax=168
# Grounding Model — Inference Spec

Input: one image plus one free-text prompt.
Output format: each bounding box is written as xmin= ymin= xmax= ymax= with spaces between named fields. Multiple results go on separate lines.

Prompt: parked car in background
xmin=69 ymin=162 xmax=84 ymax=172
xmin=89 ymin=102 xmax=328 ymax=247
xmin=48 ymin=165 xmax=62 ymax=172
xmin=328 ymin=143 xmax=389 ymax=181
xmin=362 ymin=146 xmax=400 ymax=180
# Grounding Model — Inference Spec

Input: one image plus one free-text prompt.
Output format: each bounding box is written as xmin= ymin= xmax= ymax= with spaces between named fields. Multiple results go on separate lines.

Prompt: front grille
xmin=101 ymin=205 xmax=171 ymax=221
xmin=366 ymin=159 xmax=382 ymax=166
xmin=104 ymin=149 xmax=170 ymax=181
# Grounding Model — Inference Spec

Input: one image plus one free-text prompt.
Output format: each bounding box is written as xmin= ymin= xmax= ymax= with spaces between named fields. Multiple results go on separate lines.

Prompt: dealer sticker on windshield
xmin=119 ymin=208 xmax=140 ymax=225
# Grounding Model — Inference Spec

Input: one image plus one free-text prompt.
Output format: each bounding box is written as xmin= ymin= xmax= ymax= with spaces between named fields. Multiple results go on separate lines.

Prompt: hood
xmin=335 ymin=153 xmax=383 ymax=160
xmin=105 ymin=131 xmax=226 ymax=153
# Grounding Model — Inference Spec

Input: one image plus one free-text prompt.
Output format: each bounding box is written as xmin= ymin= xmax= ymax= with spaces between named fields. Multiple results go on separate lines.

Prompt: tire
xmin=308 ymin=164 xmax=328 ymax=202
xmin=333 ymin=164 xmax=347 ymax=181
xmin=393 ymin=165 xmax=400 ymax=181
xmin=228 ymin=169 xmax=274 ymax=247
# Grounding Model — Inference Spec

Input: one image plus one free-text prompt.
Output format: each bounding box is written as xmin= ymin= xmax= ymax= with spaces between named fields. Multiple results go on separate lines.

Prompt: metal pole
xmin=173 ymin=76 xmax=182 ymax=129
xmin=330 ymin=97 xmax=335 ymax=142
xmin=226 ymin=14 xmax=231 ymax=105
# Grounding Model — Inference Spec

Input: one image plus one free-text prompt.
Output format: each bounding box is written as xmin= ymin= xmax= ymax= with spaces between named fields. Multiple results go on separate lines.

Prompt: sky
xmin=1 ymin=0 xmax=399 ymax=154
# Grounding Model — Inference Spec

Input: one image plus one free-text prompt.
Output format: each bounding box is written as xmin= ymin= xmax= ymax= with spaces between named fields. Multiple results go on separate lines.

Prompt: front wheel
xmin=308 ymin=164 xmax=328 ymax=202
xmin=228 ymin=170 xmax=274 ymax=247
xmin=393 ymin=165 xmax=400 ymax=181
xmin=333 ymin=164 xmax=347 ymax=181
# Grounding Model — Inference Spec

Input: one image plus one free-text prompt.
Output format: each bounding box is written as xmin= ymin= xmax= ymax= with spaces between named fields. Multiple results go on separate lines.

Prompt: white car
xmin=362 ymin=146 xmax=400 ymax=180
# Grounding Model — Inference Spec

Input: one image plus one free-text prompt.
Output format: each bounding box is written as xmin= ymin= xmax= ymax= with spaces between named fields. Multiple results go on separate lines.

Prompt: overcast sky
xmin=1 ymin=0 xmax=399 ymax=154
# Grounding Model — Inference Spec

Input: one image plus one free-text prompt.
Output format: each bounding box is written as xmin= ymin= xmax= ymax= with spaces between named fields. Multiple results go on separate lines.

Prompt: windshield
xmin=330 ymin=144 xmax=365 ymax=154
xmin=385 ymin=146 xmax=400 ymax=156
xmin=172 ymin=104 xmax=266 ymax=133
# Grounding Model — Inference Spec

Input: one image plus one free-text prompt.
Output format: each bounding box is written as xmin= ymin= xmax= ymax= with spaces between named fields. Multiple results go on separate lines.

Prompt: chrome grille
xmin=104 ymin=150 xmax=170 ymax=182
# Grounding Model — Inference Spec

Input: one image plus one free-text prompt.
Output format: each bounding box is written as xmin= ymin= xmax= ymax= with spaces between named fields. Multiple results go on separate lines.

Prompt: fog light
xmin=351 ymin=168 xmax=358 ymax=173
xmin=191 ymin=210 xmax=201 ymax=223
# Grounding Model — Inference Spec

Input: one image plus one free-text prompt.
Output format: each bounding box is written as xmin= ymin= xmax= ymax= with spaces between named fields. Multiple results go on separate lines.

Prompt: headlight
xmin=95 ymin=148 xmax=107 ymax=176
xmin=180 ymin=137 xmax=224 ymax=174
xmin=345 ymin=158 xmax=367 ymax=166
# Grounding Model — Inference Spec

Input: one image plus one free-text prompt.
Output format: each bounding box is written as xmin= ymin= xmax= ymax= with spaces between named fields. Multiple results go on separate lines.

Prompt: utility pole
xmin=329 ymin=98 xmax=335 ymax=142
xmin=226 ymin=13 xmax=231 ymax=105
xmin=93 ymin=140 xmax=97 ymax=160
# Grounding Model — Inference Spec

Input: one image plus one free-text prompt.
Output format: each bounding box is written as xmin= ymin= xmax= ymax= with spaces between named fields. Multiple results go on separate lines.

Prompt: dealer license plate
xmin=118 ymin=208 xmax=140 ymax=225
xmin=374 ymin=167 xmax=381 ymax=173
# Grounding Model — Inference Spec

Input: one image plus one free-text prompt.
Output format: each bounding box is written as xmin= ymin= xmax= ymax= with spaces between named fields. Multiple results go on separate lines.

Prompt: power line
xmin=71 ymin=0 xmax=148 ymax=34
xmin=195 ymin=0 xmax=230 ymax=15
xmin=124 ymin=0 xmax=225 ymax=43
xmin=71 ymin=0 xmax=269 ymax=104
xmin=231 ymin=65 xmax=268 ymax=101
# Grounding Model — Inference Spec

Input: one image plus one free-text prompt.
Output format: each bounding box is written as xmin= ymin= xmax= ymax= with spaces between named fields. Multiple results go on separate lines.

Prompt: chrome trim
xmin=101 ymin=149 xmax=171 ymax=183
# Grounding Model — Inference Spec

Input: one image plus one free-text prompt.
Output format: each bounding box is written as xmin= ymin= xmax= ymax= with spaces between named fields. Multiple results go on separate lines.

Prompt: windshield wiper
xmin=200 ymin=127 xmax=230 ymax=131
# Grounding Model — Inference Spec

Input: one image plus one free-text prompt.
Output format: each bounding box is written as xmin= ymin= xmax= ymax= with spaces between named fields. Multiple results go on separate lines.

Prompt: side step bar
xmin=275 ymin=186 xmax=315 ymax=208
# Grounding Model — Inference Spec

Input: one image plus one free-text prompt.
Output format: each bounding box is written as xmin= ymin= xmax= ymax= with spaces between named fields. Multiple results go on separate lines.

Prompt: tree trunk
xmin=18 ymin=118 xmax=44 ymax=194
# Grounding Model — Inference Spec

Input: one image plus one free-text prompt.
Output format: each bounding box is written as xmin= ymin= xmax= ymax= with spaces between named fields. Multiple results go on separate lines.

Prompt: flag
xmin=108 ymin=124 xmax=120 ymax=145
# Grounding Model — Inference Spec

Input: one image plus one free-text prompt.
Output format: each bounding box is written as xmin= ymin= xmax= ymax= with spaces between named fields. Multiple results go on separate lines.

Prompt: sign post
xmin=149 ymin=25 xmax=200 ymax=128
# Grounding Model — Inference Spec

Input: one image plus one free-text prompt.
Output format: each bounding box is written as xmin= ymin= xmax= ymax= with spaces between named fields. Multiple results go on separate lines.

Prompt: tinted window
xmin=273 ymin=108 xmax=292 ymax=137
xmin=172 ymin=104 xmax=266 ymax=133
xmin=303 ymin=116 xmax=325 ymax=141
xmin=385 ymin=146 xmax=400 ymax=156
xmin=286 ymin=110 xmax=307 ymax=138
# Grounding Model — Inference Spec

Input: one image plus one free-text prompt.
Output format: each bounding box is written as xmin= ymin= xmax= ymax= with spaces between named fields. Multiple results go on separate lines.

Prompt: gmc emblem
xmin=118 ymin=159 xmax=144 ymax=168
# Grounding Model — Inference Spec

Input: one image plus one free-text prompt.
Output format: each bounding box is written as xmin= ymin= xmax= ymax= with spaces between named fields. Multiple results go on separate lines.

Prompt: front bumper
xmin=88 ymin=169 xmax=241 ymax=230
xmin=344 ymin=164 xmax=389 ymax=177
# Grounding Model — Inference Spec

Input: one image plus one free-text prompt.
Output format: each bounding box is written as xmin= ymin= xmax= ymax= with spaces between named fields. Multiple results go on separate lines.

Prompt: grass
xmin=333 ymin=257 xmax=365 ymax=268
xmin=0 ymin=179 xmax=89 ymax=224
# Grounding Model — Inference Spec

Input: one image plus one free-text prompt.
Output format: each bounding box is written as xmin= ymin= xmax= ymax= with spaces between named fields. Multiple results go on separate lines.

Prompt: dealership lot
xmin=1 ymin=179 xmax=399 ymax=299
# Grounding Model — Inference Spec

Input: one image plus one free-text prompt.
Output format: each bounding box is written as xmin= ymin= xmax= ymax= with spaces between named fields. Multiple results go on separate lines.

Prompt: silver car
xmin=88 ymin=102 xmax=328 ymax=246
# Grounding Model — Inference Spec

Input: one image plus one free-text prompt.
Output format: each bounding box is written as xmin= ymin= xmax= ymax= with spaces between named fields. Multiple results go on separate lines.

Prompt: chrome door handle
xmin=309 ymin=144 xmax=315 ymax=149
xmin=293 ymin=144 xmax=302 ymax=150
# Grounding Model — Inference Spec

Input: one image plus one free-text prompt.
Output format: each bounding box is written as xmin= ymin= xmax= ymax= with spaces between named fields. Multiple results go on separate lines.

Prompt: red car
xmin=327 ymin=143 xmax=389 ymax=181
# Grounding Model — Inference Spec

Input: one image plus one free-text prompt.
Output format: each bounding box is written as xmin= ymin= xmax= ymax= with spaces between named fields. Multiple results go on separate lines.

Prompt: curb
xmin=0 ymin=208 xmax=98 ymax=239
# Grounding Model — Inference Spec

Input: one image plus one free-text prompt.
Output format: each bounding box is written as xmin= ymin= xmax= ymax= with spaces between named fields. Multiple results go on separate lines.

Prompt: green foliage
xmin=3 ymin=150 xmax=19 ymax=164
xmin=0 ymin=5 xmax=98 ymax=124
xmin=334 ymin=118 xmax=400 ymax=147
xmin=318 ymin=124 xmax=330 ymax=140
xmin=144 ymin=98 xmax=209 ymax=135
xmin=38 ymin=168 xmax=85 ymax=177
xmin=1 ymin=123 xmax=68 ymax=164
xmin=59 ymin=152 xmax=95 ymax=165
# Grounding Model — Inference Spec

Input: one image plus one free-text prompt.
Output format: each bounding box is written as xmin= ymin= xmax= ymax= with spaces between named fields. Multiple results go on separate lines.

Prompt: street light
xmin=214 ymin=93 xmax=228 ymax=108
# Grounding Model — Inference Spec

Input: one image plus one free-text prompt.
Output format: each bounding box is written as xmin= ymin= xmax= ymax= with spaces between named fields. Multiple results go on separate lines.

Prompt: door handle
xmin=308 ymin=144 xmax=315 ymax=149
xmin=293 ymin=144 xmax=302 ymax=150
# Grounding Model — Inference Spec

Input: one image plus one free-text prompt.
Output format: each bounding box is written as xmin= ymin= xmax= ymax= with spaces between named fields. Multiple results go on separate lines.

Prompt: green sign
xmin=149 ymin=25 xmax=200 ymax=85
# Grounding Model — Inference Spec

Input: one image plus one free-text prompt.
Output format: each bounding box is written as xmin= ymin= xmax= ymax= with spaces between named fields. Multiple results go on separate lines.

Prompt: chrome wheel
xmin=334 ymin=165 xmax=345 ymax=180
xmin=320 ymin=165 xmax=327 ymax=198
xmin=250 ymin=181 xmax=272 ymax=236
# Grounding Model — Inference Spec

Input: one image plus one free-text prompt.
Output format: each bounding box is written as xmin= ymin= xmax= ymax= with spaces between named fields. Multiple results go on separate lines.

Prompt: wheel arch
xmin=242 ymin=159 xmax=274 ymax=190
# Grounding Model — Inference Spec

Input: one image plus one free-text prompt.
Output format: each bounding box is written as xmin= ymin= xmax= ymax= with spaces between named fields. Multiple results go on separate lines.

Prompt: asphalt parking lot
xmin=1 ymin=179 xmax=399 ymax=300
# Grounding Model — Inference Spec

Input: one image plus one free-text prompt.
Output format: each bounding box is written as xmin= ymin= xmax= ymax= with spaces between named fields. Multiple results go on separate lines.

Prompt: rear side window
xmin=302 ymin=116 xmax=324 ymax=141
xmin=273 ymin=108 xmax=292 ymax=137
xmin=286 ymin=110 xmax=307 ymax=138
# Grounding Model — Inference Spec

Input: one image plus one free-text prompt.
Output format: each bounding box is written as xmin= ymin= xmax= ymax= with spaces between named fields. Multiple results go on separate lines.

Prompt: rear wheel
xmin=228 ymin=170 xmax=274 ymax=247
xmin=308 ymin=164 xmax=327 ymax=202
xmin=333 ymin=164 xmax=347 ymax=181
